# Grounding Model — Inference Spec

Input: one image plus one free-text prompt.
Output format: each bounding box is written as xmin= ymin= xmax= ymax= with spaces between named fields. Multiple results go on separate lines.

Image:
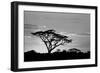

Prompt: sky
xmin=24 ymin=11 xmax=90 ymax=53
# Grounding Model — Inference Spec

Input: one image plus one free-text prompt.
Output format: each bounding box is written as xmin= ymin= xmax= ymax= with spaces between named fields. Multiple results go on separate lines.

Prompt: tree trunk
xmin=48 ymin=48 xmax=54 ymax=54
xmin=48 ymin=51 xmax=51 ymax=54
xmin=48 ymin=48 xmax=52 ymax=54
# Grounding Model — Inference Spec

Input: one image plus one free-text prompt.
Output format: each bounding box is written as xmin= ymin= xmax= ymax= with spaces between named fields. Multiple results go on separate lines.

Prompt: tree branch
xmin=43 ymin=35 xmax=52 ymax=50
xmin=39 ymin=36 xmax=50 ymax=53
xmin=50 ymin=40 xmax=65 ymax=52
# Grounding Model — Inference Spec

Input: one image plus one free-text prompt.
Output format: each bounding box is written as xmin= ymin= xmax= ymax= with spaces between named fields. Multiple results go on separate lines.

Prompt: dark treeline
xmin=24 ymin=48 xmax=90 ymax=62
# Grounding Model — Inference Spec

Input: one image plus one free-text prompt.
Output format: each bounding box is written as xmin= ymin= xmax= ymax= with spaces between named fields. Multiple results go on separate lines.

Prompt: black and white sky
xmin=24 ymin=11 xmax=90 ymax=53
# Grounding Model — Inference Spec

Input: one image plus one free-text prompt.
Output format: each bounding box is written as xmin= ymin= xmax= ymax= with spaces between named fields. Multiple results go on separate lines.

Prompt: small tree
xmin=31 ymin=29 xmax=72 ymax=53
xmin=68 ymin=48 xmax=81 ymax=53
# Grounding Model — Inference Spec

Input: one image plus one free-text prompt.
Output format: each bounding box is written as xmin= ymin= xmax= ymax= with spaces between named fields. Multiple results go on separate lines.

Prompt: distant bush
xmin=24 ymin=49 xmax=90 ymax=62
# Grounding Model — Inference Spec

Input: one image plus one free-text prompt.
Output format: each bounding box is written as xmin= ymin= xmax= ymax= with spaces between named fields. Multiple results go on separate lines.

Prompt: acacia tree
xmin=31 ymin=29 xmax=72 ymax=53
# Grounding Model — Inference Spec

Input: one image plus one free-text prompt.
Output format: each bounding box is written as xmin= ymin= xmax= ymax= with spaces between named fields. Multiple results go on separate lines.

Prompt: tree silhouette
xmin=68 ymin=48 xmax=81 ymax=53
xmin=31 ymin=29 xmax=72 ymax=53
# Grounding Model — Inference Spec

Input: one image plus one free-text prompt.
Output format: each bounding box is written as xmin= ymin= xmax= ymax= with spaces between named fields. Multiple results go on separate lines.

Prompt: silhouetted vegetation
xmin=24 ymin=48 xmax=90 ymax=62
xmin=24 ymin=30 xmax=90 ymax=62
xmin=31 ymin=29 xmax=72 ymax=53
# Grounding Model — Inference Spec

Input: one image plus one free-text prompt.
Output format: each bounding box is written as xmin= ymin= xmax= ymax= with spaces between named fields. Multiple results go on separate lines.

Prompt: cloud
xmin=67 ymin=33 xmax=90 ymax=37
xmin=24 ymin=24 xmax=39 ymax=29
xmin=24 ymin=35 xmax=32 ymax=39
xmin=76 ymin=32 xmax=90 ymax=36
xmin=24 ymin=24 xmax=39 ymax=36
xmin=58 ymin=32 xmax=90 ymax=52
xmin=24 ymin=24 xmax=48 ymax=36
xmin=39 ymin=25 xmax=47 ymax=29
xmin=59 ymin=32 xmax=90 ymax=37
